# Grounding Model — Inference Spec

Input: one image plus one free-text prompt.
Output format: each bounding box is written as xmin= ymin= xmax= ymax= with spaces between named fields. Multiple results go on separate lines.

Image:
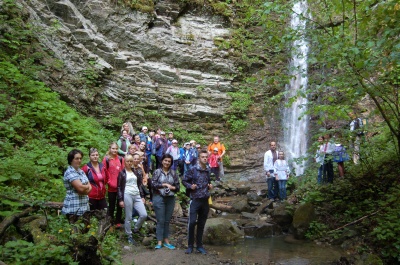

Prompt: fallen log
xmin=209 ymin=202 xmax=234 ymax=213
xmin=0 ymin=207 xmax=37 ymax=240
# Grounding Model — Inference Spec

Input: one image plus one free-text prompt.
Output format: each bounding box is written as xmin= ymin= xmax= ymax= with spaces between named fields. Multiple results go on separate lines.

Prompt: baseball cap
xmin=172 ymin=139 xmax=178 ymax=143
xmin=160 ymin=131 xmax=166 ymax=135
xmin=184 ymin=142 xmax=190 ymax=146
xmin=213 ymin=148 xmax=218 ymax=151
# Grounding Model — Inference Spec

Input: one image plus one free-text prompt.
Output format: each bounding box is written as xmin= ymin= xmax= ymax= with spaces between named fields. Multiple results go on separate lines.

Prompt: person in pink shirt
xmin=102 ymin=142 xmax=125 ymax=227
xmin=208 ymin=148 xmax=221 ymax=181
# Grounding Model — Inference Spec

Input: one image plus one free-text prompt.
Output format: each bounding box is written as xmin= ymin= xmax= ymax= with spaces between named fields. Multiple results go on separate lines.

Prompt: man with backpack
xmin=182 ymin=150 xmax=213 ymax=255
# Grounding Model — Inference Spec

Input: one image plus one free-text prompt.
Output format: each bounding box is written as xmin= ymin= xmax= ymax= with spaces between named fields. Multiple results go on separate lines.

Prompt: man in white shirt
xmin=264 ymin=141 xmax=279 ymax=200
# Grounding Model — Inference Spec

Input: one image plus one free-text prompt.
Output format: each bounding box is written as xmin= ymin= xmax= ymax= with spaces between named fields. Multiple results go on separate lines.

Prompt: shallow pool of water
xmin=209 ymin=236 xmax=345 ymax=264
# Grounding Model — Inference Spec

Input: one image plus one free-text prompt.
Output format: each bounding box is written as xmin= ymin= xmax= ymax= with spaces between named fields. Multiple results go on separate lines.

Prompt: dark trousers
xmin=89 ymin=198 xmax=108 ymax=211
xmin=188 ymin=198 xmax=209 ymax=248
xmin=323 ymin=159 xmax=334 ymax=184
xmin=210 ymin=167 xmax=220 ymax=181
xmin=108 ymin=191 xmax=122 ymax=224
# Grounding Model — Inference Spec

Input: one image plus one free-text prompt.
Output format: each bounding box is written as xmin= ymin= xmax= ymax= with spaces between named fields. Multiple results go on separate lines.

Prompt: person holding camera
xmin=151 ymin=154 xmax=180 ymax=250
xmin=263 ymin=141 xmax=279 ymax=200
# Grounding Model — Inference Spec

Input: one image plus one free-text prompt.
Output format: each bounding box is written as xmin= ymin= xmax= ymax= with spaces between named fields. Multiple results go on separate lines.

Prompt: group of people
xmin=263 ymin=141 xmax=291 ymax=202
xmin=314 ymin=116 xmax=364 ymax=184
xmin=61 ymin=121 xmax=227 ymax=255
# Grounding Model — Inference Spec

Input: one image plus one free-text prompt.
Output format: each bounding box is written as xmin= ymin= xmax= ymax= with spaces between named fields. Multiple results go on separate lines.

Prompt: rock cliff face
xmin=19 ymin=0 xmax=280 ymax=175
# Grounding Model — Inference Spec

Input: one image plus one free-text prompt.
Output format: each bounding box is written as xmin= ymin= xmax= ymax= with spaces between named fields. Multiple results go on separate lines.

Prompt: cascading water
xmin=283 ymin=1 xmax=309 ymax=176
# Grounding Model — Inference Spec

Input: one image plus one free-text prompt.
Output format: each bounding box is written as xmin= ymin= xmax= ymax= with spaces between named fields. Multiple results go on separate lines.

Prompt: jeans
xmin=317 ymin=165 xmax=323 ymax=184
xmin=146 ymin=153 xmax=152 ymax=171
xmin=210 ymin=167 xmax=220 ymax=181
xmin=184 ymin=163 xmax=192 ymax=176
xmin=153 ymin=194 xmax=175 ymax=241
xmin=278 ymin=180 xmax=288 ymax=200
xmin=267 ymin=177 xmax=279 ymax=199
xmin=187 ymin=198 xmax=209 ymax=248
xmin=124 ymin=194 xmax=147 ymax=236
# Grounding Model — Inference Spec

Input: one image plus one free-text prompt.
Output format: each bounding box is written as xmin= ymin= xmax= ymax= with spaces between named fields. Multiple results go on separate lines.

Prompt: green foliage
xmin=0 ymin=240 xmax=78 ymax=265
xmin=305 ymin=221 xmax=329 ymax=240
xmin=293 ymin=126 xmax=400 ymax=262
xmin=223 ymin=88 xmax=254 ymax=133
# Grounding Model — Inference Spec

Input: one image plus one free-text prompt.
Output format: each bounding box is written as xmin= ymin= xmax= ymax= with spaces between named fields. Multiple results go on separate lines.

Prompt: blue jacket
xmin=155 ymin=137 xmax=168 ymax=157
xmin=182 ymin=164 xmax=211 ymax=199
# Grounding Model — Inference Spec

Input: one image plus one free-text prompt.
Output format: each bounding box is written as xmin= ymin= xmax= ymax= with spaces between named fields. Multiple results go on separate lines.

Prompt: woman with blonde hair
xmin=118 ymin=154 xmax=147 ymax=244
xmin=102 ymin=142 xmax=124 ymax=227
xmin=121 ymin=122 xmax=134 ymax=142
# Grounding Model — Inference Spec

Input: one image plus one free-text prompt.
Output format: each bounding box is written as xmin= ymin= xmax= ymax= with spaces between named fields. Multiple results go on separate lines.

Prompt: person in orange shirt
xmin=207 ymin=136 xmax=226 ymax=179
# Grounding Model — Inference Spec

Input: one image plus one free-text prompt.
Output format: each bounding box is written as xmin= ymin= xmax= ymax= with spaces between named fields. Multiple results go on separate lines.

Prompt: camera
xmin=165 ymin=187 xmax=170 ymax=194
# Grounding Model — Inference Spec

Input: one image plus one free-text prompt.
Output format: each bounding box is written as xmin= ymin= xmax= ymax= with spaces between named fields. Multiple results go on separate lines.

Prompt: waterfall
xmin=283 ymin=1 xmax=309 ymax=176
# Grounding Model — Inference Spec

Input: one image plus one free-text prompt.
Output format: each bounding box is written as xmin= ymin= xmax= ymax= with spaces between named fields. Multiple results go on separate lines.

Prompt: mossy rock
xmin=203 ymin=218 xmax=243 ymax=245
xmin=292 ymin=202 xmax=316 ymax=239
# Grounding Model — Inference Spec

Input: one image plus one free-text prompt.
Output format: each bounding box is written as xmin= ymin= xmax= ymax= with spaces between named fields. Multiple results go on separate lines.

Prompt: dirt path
xmin=121 ymin=245 xmax=226 ymax=265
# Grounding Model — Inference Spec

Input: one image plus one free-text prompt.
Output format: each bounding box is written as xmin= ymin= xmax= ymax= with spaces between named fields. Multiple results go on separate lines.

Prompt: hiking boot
xmin=127 ymin=236 xmax=136 ymax=245
xmin=185 ymin=247 xmax=193 ymax=254
xmin=196 ymin=247 xmax=207 ymax=254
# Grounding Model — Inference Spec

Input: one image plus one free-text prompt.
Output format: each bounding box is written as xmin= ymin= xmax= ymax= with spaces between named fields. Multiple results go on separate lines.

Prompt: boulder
xmin=203 ymin=218 xmax=244 ymax=245
xmin=236 ymin=184 xmax=251 ymax=195
xmin=230 ymin=196 xmax=251 ymax=213
xmin=173 ymin=201 xmax=183 ymax=217
xmin=240 ymin=212 xmax=258 ymax=220
xmin=272 ymin=202 xmax=293 ymax=231
xmin=247 ymin=192 xmax=262 ymax=201
xmin=241 ymin=220 xmax=281 ymax=238
xmin=292 ymin=203 xmax=316 ymax=239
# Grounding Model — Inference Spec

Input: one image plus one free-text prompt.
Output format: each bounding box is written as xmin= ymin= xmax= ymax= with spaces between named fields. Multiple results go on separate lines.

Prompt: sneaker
xmin=185 ymin=247 xmax=193 ymax=254
xmin=163 ymin=243 xmax=176 ymax=250
xmin=154 ymin=244 xmax=162 ymax=249
xmin=196 ymin=247 xmax=207 ymax=254
xmin=127 ymin=236 xmax=136 ymax=245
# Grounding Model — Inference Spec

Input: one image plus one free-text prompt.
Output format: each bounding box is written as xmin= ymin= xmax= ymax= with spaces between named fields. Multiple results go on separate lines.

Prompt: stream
xmin=209 ymin=236 xmax=345 ymax=264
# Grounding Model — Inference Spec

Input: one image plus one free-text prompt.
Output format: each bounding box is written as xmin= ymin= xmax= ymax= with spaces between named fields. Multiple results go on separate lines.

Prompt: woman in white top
xmin=117 ymin=154 xmax=148 ymax=245
xmin=274 ymin=151 xmax=290 ymax=201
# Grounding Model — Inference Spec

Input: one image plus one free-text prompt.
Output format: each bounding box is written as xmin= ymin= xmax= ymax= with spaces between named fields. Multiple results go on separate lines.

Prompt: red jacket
xmin=208 ymin=154 xmax=220 ymax=168
xmin=102 ymin=156 xmax=125 ymax=192
xmin=82 ymin=162 xmax=107 ymax=200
